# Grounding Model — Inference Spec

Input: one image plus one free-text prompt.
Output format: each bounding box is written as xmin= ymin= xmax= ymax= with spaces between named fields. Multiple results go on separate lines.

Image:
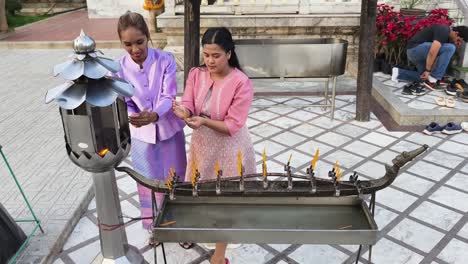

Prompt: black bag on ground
xmin=0 ymin=203 xmax=27 ymax=264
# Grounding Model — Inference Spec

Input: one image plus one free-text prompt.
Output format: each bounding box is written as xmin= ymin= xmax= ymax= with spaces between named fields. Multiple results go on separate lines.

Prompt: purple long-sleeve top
xmin=114 ymin=48 xmax=185 ymax=144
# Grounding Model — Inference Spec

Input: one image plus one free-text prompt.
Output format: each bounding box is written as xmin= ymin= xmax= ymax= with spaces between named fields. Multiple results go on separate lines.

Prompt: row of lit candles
xmin=165 ymin=149 xmax=344 ymax=190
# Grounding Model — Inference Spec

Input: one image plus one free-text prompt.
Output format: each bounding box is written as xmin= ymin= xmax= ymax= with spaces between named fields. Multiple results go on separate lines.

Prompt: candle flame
xmin=237 ymin=150 xmax=243 ymax=176
xmin=97 ymin=148 xmax=109 ymax=157
xmin=262 ymin=148 xmax=267 ymax=178
xmin=287 ymin=153 xmax=292 ymax=166
xmin=311 ymin=149 xmax=319 ymax=169
xmin=215 ymin=162 xmax=220 ymax=175
xmin=191 ymin=159 xmax=198 ymax=186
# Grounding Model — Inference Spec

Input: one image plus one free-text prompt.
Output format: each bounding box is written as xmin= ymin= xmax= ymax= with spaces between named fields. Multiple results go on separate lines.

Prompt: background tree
xmin=0 ymin=0 xmax=8 ymax=32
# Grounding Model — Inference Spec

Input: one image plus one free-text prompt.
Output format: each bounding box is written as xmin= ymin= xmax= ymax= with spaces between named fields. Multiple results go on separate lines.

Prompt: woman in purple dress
xmin=115 ymin=11 xmax=187 ymax=244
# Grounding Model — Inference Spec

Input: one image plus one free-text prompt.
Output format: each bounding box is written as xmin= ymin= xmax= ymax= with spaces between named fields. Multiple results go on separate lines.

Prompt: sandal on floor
xmin=446 ymin=97 xmax=456 ymax=108
xmin=179 ymin=242 xmax=194 ymax=249
xmin=225 ymin=258 xmax=230 ymax=264
xmin=435 ymin=96 xmax=446 ymax=106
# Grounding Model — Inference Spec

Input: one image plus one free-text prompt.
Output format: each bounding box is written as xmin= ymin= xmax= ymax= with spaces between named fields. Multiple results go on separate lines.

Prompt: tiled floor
xmin=53 ymin=95 xmax=468 ymax=264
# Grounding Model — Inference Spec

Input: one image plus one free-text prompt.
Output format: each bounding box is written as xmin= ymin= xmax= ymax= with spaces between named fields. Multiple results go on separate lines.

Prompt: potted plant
xmin=375 ymin=4 xmax=454 ymax=73
xmin=400 ymin=0 xmax=427 ymax=17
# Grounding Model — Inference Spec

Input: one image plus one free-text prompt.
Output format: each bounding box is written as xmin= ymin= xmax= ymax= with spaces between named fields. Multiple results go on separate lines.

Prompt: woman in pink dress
xmin=172 ymin=27 xmax=256 ymax=264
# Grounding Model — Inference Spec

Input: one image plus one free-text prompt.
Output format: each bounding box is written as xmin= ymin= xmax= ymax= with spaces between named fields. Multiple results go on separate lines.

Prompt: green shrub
xmin=6 ymin=0 xmax=22 ymax=15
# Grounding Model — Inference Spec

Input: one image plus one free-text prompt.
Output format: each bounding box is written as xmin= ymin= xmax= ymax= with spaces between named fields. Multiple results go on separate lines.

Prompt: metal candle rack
xmin=117 ymin=144 xmax=428 ymax=264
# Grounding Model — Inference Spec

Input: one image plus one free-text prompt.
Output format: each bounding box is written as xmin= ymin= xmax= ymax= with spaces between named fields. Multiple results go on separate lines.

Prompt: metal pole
xmin=92 ymin=170 xmax=147 ymax=264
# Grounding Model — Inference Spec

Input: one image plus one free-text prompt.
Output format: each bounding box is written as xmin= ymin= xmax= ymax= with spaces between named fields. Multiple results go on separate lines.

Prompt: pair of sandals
xmin=435 ymin=96 xmax=455 ymax=108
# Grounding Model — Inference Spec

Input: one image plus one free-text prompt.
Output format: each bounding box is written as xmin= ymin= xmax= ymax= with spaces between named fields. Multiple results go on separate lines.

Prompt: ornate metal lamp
xmin=45 ymin=31 xmax=146 ymax=264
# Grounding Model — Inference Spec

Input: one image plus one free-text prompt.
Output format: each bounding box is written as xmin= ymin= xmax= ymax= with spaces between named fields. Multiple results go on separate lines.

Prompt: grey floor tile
xmin=373 ymin=149 xmax=400 ymax=164
xmin=350 ymin=119 xmax=382 ymax=129
xmin=388 ymin=218 xmax=445 ymax=253
xmin=268 ymin=244 xmax=290 ymax=252
xmin=63 ymin=217 xmax=99 ymax=250
xmin=355 ymin=160 xmax=386 ymax=179
xmin=288 ymin=245 xmax=349 ymax=264
xmin=268 ymin=116 xmax=303 ymax=129
xmin=407 ymin=160 xmax=451 ymax=181
xmin=460 ymin=163 xmax=468 ymax=174
xmin=390 ymin=140 xmax=421 ymax=153
xmin=405 ymin=132 xmax=443 ymax=147
xmin=117 ymin=176 xmax=138 ymax=195
xmin=285 ymin=109 xmax=319 ymax=121
xmin=334 ymin=123 xmax=369 ymax=138
xmin=450 ymin=133 xmax=468 ymax=145
xmin=360 ymin=132 xmax=398 ymax=147
xmin=291 ymin=123 xmax=325 ymax=138
xmin=407 ymin=100 xmax=437 ymax=110
xmin=315 ymin=132 xmax=352 ymax=147
xmin=437 ymin=239 xmax=468 ymax=264
xmin=332 ymin=109 xmax=356 ymax=121
xmin=458 ymin=223 xmax=468 ymax=240
xmin=308 ymin=116 xmax=342 ymax=129
xmin=374 ymin=206 xmax=399 ymax=229
xmin=68 ymin=240 xmax=100 ymax=263
xmin=249 ymin=110 xmax=280 ymax=122
xmin=143 ymin=243 xmax=201 ymax=264
xmin=376 ymin=126 xmax=409 ymax=138
xmin=254 ymin=140 xmax=288 ymax=156
xmin=275 ymin=150 xmax=313 ymax=169
xmin=270 ymin=131 xmax=307 ymax=146
xmin=246 ymin=118 xmax=261 ymax=128
xmin=423 ymin=150 xmax=466 ymax=169
xmin=410 ymin=201 xmax=463 ymax=231
xmin=323 ymin=150 xmax=365 ymax=169
xmin=344 ymin=141 xmax=381 ymax=158
xmin=267 ymin=106 xmax=297 ymax=115
xmin=295 ymin=140 xmax=334 ymax=156
xmin=445 ymin=172 xmax=468 ymax=192
xmin=438 ymin=140 xmax=468 ymax=157
xmin=377 ymin=187 xmax=418 ymax=212
xmin=125 ymin=222 xmax=149 ymax=250
xmin=393 ymin=172 xmax=435 ymax=196
xmin=225 ymin=244 xmax=272 ymax=264
xmin=365 ymin=238 xmax=424 ymax=264
xmin=250 ymin=123 xmax=283 ymax=138
xmin=430 ymin=186 xmax=468 ymax=212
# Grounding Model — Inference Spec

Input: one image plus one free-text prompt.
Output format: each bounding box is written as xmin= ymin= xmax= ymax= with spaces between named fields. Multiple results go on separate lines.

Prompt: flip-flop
xmin=225 ymin=258 xmax=230 ymax=264
xmin=435 ymin=96 xmax=446 ymax=106
xmin=445 ymin=97 xmax=456 ymax=108
xmin=179 ymin=242 xmax=194 ymax=249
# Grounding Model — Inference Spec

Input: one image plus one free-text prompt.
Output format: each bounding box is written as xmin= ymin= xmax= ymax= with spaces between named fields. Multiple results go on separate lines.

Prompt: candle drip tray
xmin=153 ymin=195 xmax=378 ymax=245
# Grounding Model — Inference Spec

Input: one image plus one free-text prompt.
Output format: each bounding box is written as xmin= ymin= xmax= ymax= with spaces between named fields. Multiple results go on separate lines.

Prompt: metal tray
xmin=153 ymin=196 xmax=378 ymax=245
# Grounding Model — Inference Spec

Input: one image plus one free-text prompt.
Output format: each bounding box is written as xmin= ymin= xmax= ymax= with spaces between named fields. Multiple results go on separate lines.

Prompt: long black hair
xmin=201 ymin=27 xmax=242 ymax=71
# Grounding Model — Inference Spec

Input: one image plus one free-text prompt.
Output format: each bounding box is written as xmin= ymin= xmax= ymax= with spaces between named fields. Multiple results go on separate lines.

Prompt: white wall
xmin=86 ymin=0 xmax=147 ymax=18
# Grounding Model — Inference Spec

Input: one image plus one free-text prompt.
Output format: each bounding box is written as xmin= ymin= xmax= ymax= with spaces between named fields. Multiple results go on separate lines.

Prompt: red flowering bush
xmin=375 ymin=4 xmax=454 ymax=66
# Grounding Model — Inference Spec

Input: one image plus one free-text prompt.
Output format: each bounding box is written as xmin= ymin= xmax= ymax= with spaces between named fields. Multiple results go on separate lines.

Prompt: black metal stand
xmin=356 ymin=192 xmax=376 ymax=264
xmin=152 ymin=191 xmax=167 ymax=264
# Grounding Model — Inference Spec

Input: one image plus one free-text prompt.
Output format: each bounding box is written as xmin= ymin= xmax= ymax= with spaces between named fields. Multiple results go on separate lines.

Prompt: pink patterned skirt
xmin=185 ymin=125 xmax=256 ymax=181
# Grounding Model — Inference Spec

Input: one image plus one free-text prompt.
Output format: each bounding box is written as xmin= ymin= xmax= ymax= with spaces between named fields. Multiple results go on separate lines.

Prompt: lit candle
xmin=237 ymin=150 xmax=243 ymax=176
xmin=311 ymin=149 xmax=319 ymax=170
xmin=262 ymin=148 xmax=267 ymax=178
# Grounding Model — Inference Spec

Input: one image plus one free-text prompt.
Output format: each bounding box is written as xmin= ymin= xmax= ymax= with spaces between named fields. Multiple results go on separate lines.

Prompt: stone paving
xmin=53 ymin=95 xmax=468 ymax=264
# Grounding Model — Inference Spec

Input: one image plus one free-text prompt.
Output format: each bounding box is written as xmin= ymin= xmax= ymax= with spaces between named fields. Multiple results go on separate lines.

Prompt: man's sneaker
xmin=460 ymin=90 xmax=468 ymax=103
xmin=423 ymin=80 xmax=444 ymax=91
xmin=423 ymin=122 xmax=444 ymax=135
xmin=453 ymin=79 xmax=468 ymax=92
xmin=445 ymin=82 xmax=458 ymax=96
xmin=402 ymin=81 xmax=426 ymax=96
xmin=442 ymin=122 xmax=463 ymax=135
